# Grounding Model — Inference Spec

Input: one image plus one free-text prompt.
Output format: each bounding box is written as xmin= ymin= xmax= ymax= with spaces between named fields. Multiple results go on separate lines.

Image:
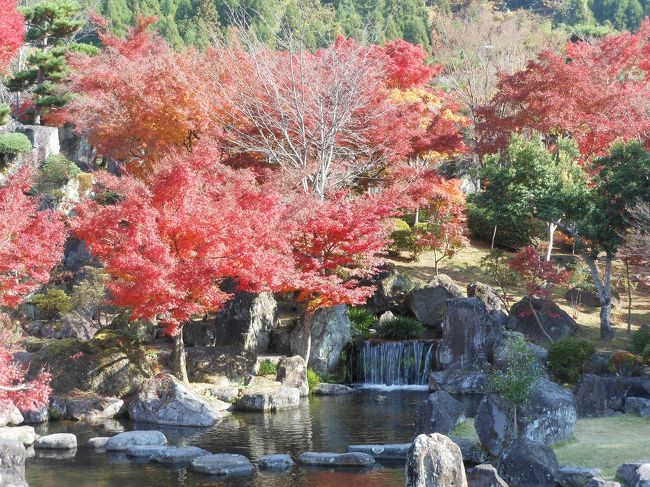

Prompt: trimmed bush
xmin=0 ymin=133 xmax=32 ymax=166
xmin=632 ymin=326 xmax=650 ymax=354
xmin=37 ymin=154 xmax=80 ymax=192
xmin=32 ymin=288 xmax=72 ymax=319
xmin=348 ymin=307 xmax=375 ymax=338
xmin=257 ymin=359 xmax=277 ymax=376
xmin=547 ymin=338 xmax=596 ymax=384
xmin=376 ymin=316 xmax=424 ymax=340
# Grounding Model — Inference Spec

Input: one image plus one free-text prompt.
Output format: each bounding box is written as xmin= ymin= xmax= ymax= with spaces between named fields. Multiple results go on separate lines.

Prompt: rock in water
xmin=407 ymin=275 xmax=464 ymax=329
xmin=0 ymin=439 xmax=27 ymax=487
xmin=0 ymin=427 xmax=37 ymax=447
xmin=128 ymin=374 xmax=229 ymax=426
xmin=276 ymin=355 xmax=309 ymax=397
xmin=405 ymin=433 xmax=468 ymax=487
xmin=190 ymin=453 xmax=254 ymax=476
xmin=258 ymin=454 xmax=294 ymax=470
xmin=35 ymin=433 xmax=77 ymax=450
xmin=105 ymin=431 xmax=167 ymax=451
xmin=0 ymin=405 xmax=23 ymax=428
xmin=415 ymin=390 xmax=466 ymax=436
xmin=235 ymin=377 xmax=300 ymax=412
xmin=289 ymin=305 xmax=352 ymax=373
xmin=296 ymin=452 xmax=375 ymax=467
xmin=497 ymin=439 xmax=558 ymax=487
xmin=312 ymin=383 xmax=354 ymax=395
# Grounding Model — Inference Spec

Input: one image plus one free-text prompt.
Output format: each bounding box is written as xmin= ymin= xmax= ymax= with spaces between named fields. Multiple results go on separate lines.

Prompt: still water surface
xmin=26 ymin=389 xmax=431 ymax=487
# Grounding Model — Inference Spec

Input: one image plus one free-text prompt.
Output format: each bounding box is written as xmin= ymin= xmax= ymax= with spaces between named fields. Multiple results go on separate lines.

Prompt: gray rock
xmin=437 ymin=298 xmax=505 ymax=369
xmin=290 ymin=305 xmax=352 ymax=373
xmin=128 ymin=374 xmax=228 ymax=426
xmin=35 ymin=448 xmax=77 ymax=460
xmin=258 ymin=454 xmax=294 ymax=470
xmin=429 ymin=369 xmax=489 ymax=395
xmin=467 ymin=282 xmax=506 ymax=313
xmin=0 ymin=427 xmax=36 ymax=447
xmin=276 ymin=355 xmax=309 ymax=397
xmin=48 ymin=397 xmax=67 ymax=421
xmin=625 ymin=397 xmax=650 ymax=417
xmin=87 ymin=437 xmax=110 ymax=449
xmin=20 ymin=406 xmax=48 ymax=424
xmin=408 ymin=274 xmax=464 ymax=329
xmin=152 ymin=446 xmax=211 ymax=464
xmin=57 ymin=311 xmax=100 ymax=340
xmin=59 ymin=124 xmax=96 ymax=168
xmin=125 ymin=445 xmax=169 ymax=459
xmin=371 ymin=269 xmax=416 ymax=312
xmin=0 ymin=439 xmax=27 ymax=487
xmin=105 ymin=430 xmax=167 ymax=451
xmin=297 ymin=451 xmax=375 ymax=467
xmin=565 ymin=288 xmax=619 ymax=309
xmin=466 ymin=464 xmax=508 ymax=487
xmin=15 ymin=124 xmax=60 ymax=161
xmin=379 ymin=311 xmax=396 ymax=323
xmin=475 ymin=378 xmax=577 ymax=456
xmin=346 ymin=443 xmax=411 ymax=460
xmin=448 ymin=437 xmax=488 ymax=466
xmin=190 ymin=453 xmax=254 ymax=476
xmin=35 ymin=433 xmax=77 ymax=450
xmin=313 ymin=383 xmax=354 ymax=395
xmin=497 ymin=439 xmax=558 ymax=487
xmin=616 ymin=461 xmax=650 ymax=487
xmin=507 ymin=298 xmax=577 ymax=342
xmin=64 ymin=394 xmax=124 ymax=422
xmin=235 ymin=377 xmax=301 ymax=411
xmin=405 ymin=433 xmax=468 ymax=487
xmin=211 ymin=288 xmax=278 ymax=353
xmin=0 ymin=405 xmax=23 ymax=428
xmin=493 ymin=339 xmax=548 ymax=370
xmin=415 ymin=390 xmax=466 ymax=436
xmin=584 ymin=479 xmax=621 ymax=487
xmin=555 ymin=466 xmax=602 ymax=487
xmin=574 ymin=375 xmax=650 ymax=417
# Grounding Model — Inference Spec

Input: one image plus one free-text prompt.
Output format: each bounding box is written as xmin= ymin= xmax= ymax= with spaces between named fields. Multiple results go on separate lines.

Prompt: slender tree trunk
xmin=491 ymin=224 xmax=497 ymax=250
xmin=583 ymin=253 xmax=616 ymax=340
xmin=625 ymin=258 xmax=632 ymax=334
xmin=512 ymin=405 xmax=518 ymax=440
xmin=527 ymin=298 xmax=553 ymax=343
xmin=171 ymin=326 xmax=189 ymax=384
xmin=302 ymin=312 xmax=313 ymax=366
xmin=414 ymin=207 xmax=420 ymax=225
xmin=545 ymin=221 xmax=557 ymax=262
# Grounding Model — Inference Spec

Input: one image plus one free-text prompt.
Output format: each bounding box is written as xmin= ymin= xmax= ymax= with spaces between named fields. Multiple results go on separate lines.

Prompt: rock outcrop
xmin=415 ymin=390 xmax=466 ymax=436
xmin=405 ymin=433 xmax=468 ymax=487
xmin=497 ymin=439 xmax=558 ymax=487
xmin=276 ymin=355 xmax=309 ymax=397
xmin=408 ymin=275 xmax=464 ymax=329
xmin=507 ymin=298 xmax=577 ymax=342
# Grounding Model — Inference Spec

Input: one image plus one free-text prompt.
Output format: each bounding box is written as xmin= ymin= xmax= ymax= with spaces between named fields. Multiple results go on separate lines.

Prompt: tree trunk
xmin=171 ymin=328 xmax=189 ymax=384
xmin=545 ymin=221 xmax=557 ymax=261
xmin=583 ymin=253 xmax=616 ymax=340
xmin=625 ymin=258 xmax=632 ymax=334
xmin=414 ymin=207 xmax=420 ymax=225
xmin=512 ymin=405 xmax=518 ymax=440
xmin=303 ymin=313 xmax=313 ymax=366
xmin=491 ymin=224 xmax=497 ymax=250
xmin=527 ymin=298 xmax=553 ymax=343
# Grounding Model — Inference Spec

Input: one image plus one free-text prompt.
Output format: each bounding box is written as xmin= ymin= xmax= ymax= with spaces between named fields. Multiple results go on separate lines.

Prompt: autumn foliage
xmin=509 ymin=246 xmax=570 ymax=298
xmin=0 ymin=0 xmax=23 ymax=71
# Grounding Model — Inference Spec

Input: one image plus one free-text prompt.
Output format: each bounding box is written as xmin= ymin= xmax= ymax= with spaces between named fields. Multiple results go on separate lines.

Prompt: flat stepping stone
xmin=105 ymin=430 xmax=167 ymax=451
xmin=191 ymin=453 xmax=254 ymax=476
xmin=258 ymin=454 xmax=294 ymax=470
xmin=297 ymin=451 xmax=375 ymax=467
xmin=152 ymin=446 xmax=211 ymax=464
xmin=313 ymin=384 xmax=354 ymax=396
xmin=35 ymin=433 xmax=77 ymax=450
xmin=126 ymin=445 xmax=169 ymax=459
xmin=346 ymin=443 xmax=411 ymax=460
xmin=87 ymin=437 xmax=110 ymax=449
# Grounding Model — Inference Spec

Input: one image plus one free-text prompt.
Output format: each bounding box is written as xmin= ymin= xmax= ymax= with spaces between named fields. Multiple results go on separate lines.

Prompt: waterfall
xmin=354 ymin=340 xmax=434 ymax=386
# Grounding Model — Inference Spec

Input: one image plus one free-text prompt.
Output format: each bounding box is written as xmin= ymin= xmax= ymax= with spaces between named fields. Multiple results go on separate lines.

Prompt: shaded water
xmin=353 ymin=340 xmax=434 ymax=386
xmin=25 ymin=389 xmax=428 ymax=487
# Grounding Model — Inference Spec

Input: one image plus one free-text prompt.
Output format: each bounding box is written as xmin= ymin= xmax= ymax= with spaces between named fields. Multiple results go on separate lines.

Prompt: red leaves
xmin=0 ymin=168 xmax=66 ymax=308
xmin=479 ymin=21 xmax=650 ymax=159
xmin=509 ymin=246 xmax=570 ymax=298
xmin=0 ymin=0 xmax=23 ymax=71
xmin=382 ymin=39 xmax=441 ymax=90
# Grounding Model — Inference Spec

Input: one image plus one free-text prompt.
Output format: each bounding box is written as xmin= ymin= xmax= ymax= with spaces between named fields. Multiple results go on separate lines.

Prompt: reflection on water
xmin=25 ymin=390 xmax=428 ymax=487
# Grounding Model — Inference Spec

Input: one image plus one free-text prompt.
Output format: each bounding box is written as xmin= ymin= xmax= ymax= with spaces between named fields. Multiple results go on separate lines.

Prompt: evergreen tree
xmin=103 ymin=0 xmax=132 ymax=35
xmin=6 ymin=0 xmax=98 ymax=124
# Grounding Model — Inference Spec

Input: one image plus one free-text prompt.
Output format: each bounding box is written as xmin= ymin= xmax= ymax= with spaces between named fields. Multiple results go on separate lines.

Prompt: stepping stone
xmin=35 ymin=433 xmax=77 ymax=450
xmin=0 ymin=426 xmax=36 ymax=446
xmin=258 ymin=454 xmax=294 ymax=470
xmin=297 ymin=451 xmax=375 ymax=467
xmin=152 ymin=446 xmax=211 ymax=464
xmin=105 ymin=430 xmax=167 ymax=451
xmin=126 ymin=445 xmax=169 ymax=459
xmin=87 ymin=437 xmax=110 ymax=449
xmin=191 ymin=453 xmax=254 ymax=476
xmin=346 ymin=444 xmax=411 ymax=460
xmin=312 ymin=384 xmax=354 ymax=396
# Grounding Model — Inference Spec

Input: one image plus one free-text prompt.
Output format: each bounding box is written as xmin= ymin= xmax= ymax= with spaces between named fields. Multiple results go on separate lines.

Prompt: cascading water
xmin=354 ymin=340 xmax=434 ymax=386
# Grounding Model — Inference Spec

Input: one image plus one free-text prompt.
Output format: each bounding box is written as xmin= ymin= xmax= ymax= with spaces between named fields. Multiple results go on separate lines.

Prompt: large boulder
xmin=0 ymin=427 xmax=36 ymax=447
xmin=290 ymin=305 xmax=352 ymax=373
xmin=448 ymin=436 xmax=488 ymax=466
xmin=0 ymin=405 xmax=23 ymax=428
xmin=415 ymin=390 xmax=466 ymax=436
xmin=128 ymin=374 xmax=229 ymax=427
xmin=0 ymin=440 xmax=27 ymax=487
xmin=574 ymin=374 xmax=650 ymax=417
xmin=405 ymin=433 xmax=468 ymax=487
xmin=616 ymin=462 xmax=650 ymax=487
xmin=466 ymin=464 xmax=509 ymax=487
xmin=497 ymin=439 xmax=558 ymax=487
xmin=58 ymin=124 xmax=96 ymax=168
xmin=475 ymin=378 xmax=577 ymax=456
xmin=437 ymin=298 xmax=506 ymax=369
xmin=34 ymin=433 xmax=77 ymax=450
xmin=234 ymin=377 xmax=300 ymax=412
xmin=555 ymin=466 xmax=602 ymax=487
xmin=56 ymin=392 xmax=124 ymax=422
xmin=210 ymin=289 xmax=278 ymax=354
xmin=15 ymin=124 xmax=60 ymax=161
xmin=408 ymin=275 xmax=464 ymax=329
xmin=625 ymin=397 xmax=650 ymax=417
xmin=467 ymin=282 xmax=506 ymax=313
xmin=429 ymin=369 xmax=489 ymax=395
xmin=565 ymin=288 xmax=619 ymax=309
xmin=507 ymin=298 xmax=577 ymax=342
xmin=276 ymin=355 xmax=309 ymax=397
xmin=370 ymin=269 xmax=416 ymax=312
xmin=186 ymin=346 xmax=255 ymax=384
xmin=105 ymin=430 xmax=167 ymax=451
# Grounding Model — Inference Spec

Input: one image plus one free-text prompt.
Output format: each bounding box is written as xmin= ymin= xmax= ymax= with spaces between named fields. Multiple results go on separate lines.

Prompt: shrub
xmin=0 ymin=133 xmax=32 ymax=166
xmin=257 ymin=359 xmax=278 ymax=376
xmin=307 ymin=368 xmax=320 ymax=392
xmin=643 ymin=344 xmax=650 ymax=364
xmin=348 ymin=307 xmax=375 ymax=338
xmin=389 ymin=218 xmax=416 ymax=256
xmin=631 ymin=326 xmax=650 ymax=354
xmin=376 ymin=316 xmax=424 ymax=340
xmin=36 ymin=154 xmax=81 ymax=192
xmin=608 ymin=351 xmax=643 ymax=377
xmin=547 ymin=338 xmax=596 ymax=384
xmin=32 ymin=288 xmax=72 ymax=319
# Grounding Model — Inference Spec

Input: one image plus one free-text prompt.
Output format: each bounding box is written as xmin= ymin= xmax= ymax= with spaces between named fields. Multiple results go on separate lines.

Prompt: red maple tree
xmin=0 ymin=0 xmax=23 ymax=71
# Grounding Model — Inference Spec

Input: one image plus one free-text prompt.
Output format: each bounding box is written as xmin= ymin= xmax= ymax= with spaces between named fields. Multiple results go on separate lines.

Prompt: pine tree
xmin=6 ymin=0 xmax=98 ymax=124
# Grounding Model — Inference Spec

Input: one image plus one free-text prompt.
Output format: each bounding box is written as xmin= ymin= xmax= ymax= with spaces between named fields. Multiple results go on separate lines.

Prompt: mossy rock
xmin=30 ymin=333 xmax=154 ymax=398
